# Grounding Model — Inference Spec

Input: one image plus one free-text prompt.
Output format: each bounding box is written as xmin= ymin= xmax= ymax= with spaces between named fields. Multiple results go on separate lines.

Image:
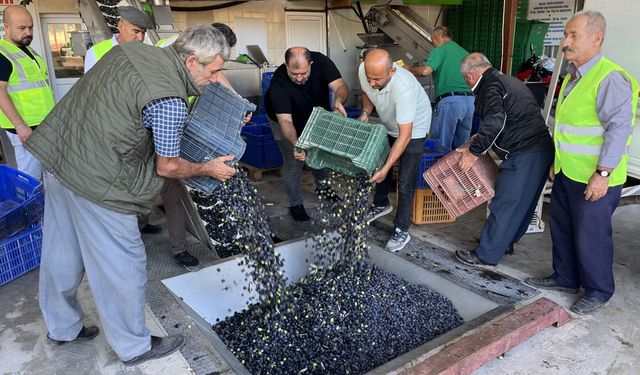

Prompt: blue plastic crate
xmin=250 ymin=112 xmax=269 ymax=126
xmin=417 ymin=140 xmax=449 ymax=189
xmin=240 ymin=124 xmax=283 ymax=169
xmin=0 ymin=222 xmax=42 ymax=286
xmin=345 ymin=107 xmax=362 ymax=119
xmin=0 ymin=165 xmax=44 ymax=241
xmin=261 ymin=71 xmax=274 ymax=97
xmin=180 ymin=83 xmax=256 ymax=194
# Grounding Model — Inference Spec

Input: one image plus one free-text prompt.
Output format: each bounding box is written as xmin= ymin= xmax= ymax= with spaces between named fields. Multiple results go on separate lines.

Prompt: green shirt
xmin=424 ymin=40 xmax=471 ymax=98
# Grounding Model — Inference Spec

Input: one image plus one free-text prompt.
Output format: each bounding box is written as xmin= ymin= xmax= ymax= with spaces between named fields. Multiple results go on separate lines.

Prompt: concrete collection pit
xmin=162 ymin=233 xmax=568 ymax=374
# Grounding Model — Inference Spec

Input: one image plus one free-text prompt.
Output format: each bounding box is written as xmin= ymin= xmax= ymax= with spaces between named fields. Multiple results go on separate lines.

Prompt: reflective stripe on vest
xmin=555 ymin=123 xmax=605 ymax=137
xmin=0 ymin=40 xmax=55 ymax=128
xmin=554 ymin=57 xmax=639 ymax=186
xmin=557 ymin=141 xmax=629 ymax=155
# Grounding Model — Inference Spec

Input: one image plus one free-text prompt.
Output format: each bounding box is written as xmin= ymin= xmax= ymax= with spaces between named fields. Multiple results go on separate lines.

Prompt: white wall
xmin=583 ymin=0 xmax=639 ymax=82
xmin=584 ymin=0 xmax=640 ymax=179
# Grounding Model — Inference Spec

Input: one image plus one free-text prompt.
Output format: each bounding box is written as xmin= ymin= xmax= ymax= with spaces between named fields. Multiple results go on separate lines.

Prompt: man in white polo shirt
xmin=359 ymin=48 xmax=432 ymax=252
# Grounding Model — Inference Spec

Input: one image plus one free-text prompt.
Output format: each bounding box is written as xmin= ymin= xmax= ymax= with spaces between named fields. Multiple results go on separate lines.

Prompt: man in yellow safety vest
xmin=0 ymin=5 xmax=55 ymax=179
xmin=527 ymin=10 xmax=638 ymax=315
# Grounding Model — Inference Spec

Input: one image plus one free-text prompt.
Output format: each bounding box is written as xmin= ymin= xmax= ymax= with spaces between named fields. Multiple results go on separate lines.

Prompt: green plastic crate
xmin=295 ymin=107 xmax=390 ymax=177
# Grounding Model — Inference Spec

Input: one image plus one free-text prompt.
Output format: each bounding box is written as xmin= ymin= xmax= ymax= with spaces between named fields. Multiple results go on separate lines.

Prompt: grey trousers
xmin=5 ymin=130 xmax=42 ymax=180
xmin=161 ymin=178 xmax=186 ymax=255
xmin=270 ymin=118 xmax=326 ymax=206
xmin=39 ymin=171 xmax=151 ymax=361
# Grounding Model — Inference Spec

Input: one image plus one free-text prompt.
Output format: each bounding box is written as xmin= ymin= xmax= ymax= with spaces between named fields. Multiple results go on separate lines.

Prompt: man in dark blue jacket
xmin=455 ymin=53 xmax=554 ymax=267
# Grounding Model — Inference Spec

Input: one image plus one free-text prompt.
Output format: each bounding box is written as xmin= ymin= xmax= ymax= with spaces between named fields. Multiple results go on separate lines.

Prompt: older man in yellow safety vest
xmin=527 ymin=10 xmax=638 ymax=316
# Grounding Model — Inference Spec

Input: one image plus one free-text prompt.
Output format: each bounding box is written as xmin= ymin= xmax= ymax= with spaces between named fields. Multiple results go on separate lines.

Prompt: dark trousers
xmin=373 ymin=135 xmax=425 ymax=232
xmin=270 ymin=118 xmax=326 ymax=206
xmin=550 ymin=172 xmax=622 ymax=302
xmin=476 ymin=149 xmax=554 ymax=265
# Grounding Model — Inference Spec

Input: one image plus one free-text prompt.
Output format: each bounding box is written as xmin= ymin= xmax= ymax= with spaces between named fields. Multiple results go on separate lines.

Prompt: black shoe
xmin=525 ymin=276 xmax=579 ymax=294
xmin=570 ymin=296 xmax=609 ymax=315
xmin=475 ymin=238 xmax=515 ymax=255
xmin=141 ymin=224 xmax=162 ymax=234
xmin=506 ymin=244 xmax=515 ymax=255
xmin=123 ymin=335 xmax=185 ymax=366
xmin=289 ymin=204 xmax=310 ymax=221
xmin=47 ymin=326 xmax=100 ymax=346
xmin=455 ymin=250 xmax=496 ymax=268
xmin=174 ymin=251 xmax=199 ymax=267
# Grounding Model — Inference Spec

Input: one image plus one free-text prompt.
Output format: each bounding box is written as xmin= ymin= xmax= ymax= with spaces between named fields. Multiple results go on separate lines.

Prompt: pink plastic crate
xmin=423 ymin=151 xmax=499 ymax=218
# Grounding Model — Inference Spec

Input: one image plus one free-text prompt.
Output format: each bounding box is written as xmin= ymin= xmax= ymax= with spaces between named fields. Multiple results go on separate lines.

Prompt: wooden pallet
xmin=240 ymin=163 xmax=283 ymax=181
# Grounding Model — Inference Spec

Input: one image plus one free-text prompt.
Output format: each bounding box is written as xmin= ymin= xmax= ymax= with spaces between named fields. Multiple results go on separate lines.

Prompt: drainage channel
xmin=161 ymin=235 xmax=530 ymax=374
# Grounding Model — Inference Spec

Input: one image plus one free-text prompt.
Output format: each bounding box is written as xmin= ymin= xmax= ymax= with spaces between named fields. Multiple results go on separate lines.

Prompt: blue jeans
xmin=373 ymin=136 xmax=425 ymax=232
xmin=429 ymin=95 xmax=475 ymax=150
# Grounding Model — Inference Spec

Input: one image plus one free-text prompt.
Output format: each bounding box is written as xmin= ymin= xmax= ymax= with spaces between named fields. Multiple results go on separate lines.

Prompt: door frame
xmin=285 ymin=11 xmax=327 ymax=55
xmin=39 ymin=13 xmax=86 ymax=102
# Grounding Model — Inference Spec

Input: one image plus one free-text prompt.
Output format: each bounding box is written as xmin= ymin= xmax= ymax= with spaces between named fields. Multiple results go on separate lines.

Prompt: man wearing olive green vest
xmin=527 ymin=10 xmax=638 ymax=315
xmin=25 ymin=25 xmax=237 ymax=365
xmin=84 ymin=6 xmax=205 ymax=267
xmin=0 ymin=5 xmax=55 ymax=179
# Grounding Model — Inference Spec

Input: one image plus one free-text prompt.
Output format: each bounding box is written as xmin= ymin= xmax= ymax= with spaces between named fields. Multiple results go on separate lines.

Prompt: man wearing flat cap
xmin=84 ymin=6 xmax=154 ymax=71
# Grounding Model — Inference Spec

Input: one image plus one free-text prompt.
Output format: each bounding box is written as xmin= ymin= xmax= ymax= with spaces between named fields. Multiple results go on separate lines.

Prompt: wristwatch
xmin=595 ymin=169 xmax=610 ymax=177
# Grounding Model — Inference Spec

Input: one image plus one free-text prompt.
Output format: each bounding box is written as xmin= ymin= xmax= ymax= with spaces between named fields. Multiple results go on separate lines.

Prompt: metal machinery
xmin=357 ymin=5 xmax=437 ymax=98
xmin=76 ymin=0 xmax=174 ymax=48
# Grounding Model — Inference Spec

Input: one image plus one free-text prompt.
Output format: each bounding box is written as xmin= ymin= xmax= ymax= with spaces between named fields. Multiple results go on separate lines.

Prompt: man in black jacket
xmin=455 ymin=53 xmax=554 ymax=267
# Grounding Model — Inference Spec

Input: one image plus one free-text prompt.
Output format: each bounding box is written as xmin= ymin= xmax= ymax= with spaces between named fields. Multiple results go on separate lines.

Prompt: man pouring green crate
xmin=358 ymin=49 xmax=432 ymax=252
xmin=264 ymin=47 xmax=350 ymax=221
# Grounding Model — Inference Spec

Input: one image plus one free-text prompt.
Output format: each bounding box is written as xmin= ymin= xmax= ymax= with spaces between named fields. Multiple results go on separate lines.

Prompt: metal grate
xmin=367 ymin=226 xmax=540 ymax=305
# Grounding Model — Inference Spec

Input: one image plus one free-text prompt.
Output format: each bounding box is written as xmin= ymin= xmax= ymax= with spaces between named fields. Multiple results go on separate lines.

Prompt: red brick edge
xmin=402 ymin=297 xmax=571 ymax=375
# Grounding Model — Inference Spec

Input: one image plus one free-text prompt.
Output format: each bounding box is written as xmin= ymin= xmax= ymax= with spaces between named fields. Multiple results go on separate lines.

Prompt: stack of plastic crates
xmin=259 ymin=71 xmax=274 ymax=111
xmin=180 ymin=83 xmax=256 ymax=194
xmin=423 ymin=149 xmax=499 ymax=218
xmin=296 ymin=107 xmax=389 ymax=177
xmin=0 ymin=166 xmax=44 ymax=286
xmin=411 ymin=140 xmax=455 ymax=224
xmin=240 ymin=112 xmax=284 ymax=169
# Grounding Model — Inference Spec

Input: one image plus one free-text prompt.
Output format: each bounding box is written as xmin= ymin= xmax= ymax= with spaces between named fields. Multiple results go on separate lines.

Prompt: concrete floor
xmin=1 ymin=169 xmax=639 ymax=374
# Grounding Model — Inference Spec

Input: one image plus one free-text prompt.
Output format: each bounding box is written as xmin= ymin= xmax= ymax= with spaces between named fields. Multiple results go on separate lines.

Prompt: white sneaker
xmin=366 ymin=204 xmax=393 ymax=224
xmin=385 ymin=228 xmax=410 ymax=252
